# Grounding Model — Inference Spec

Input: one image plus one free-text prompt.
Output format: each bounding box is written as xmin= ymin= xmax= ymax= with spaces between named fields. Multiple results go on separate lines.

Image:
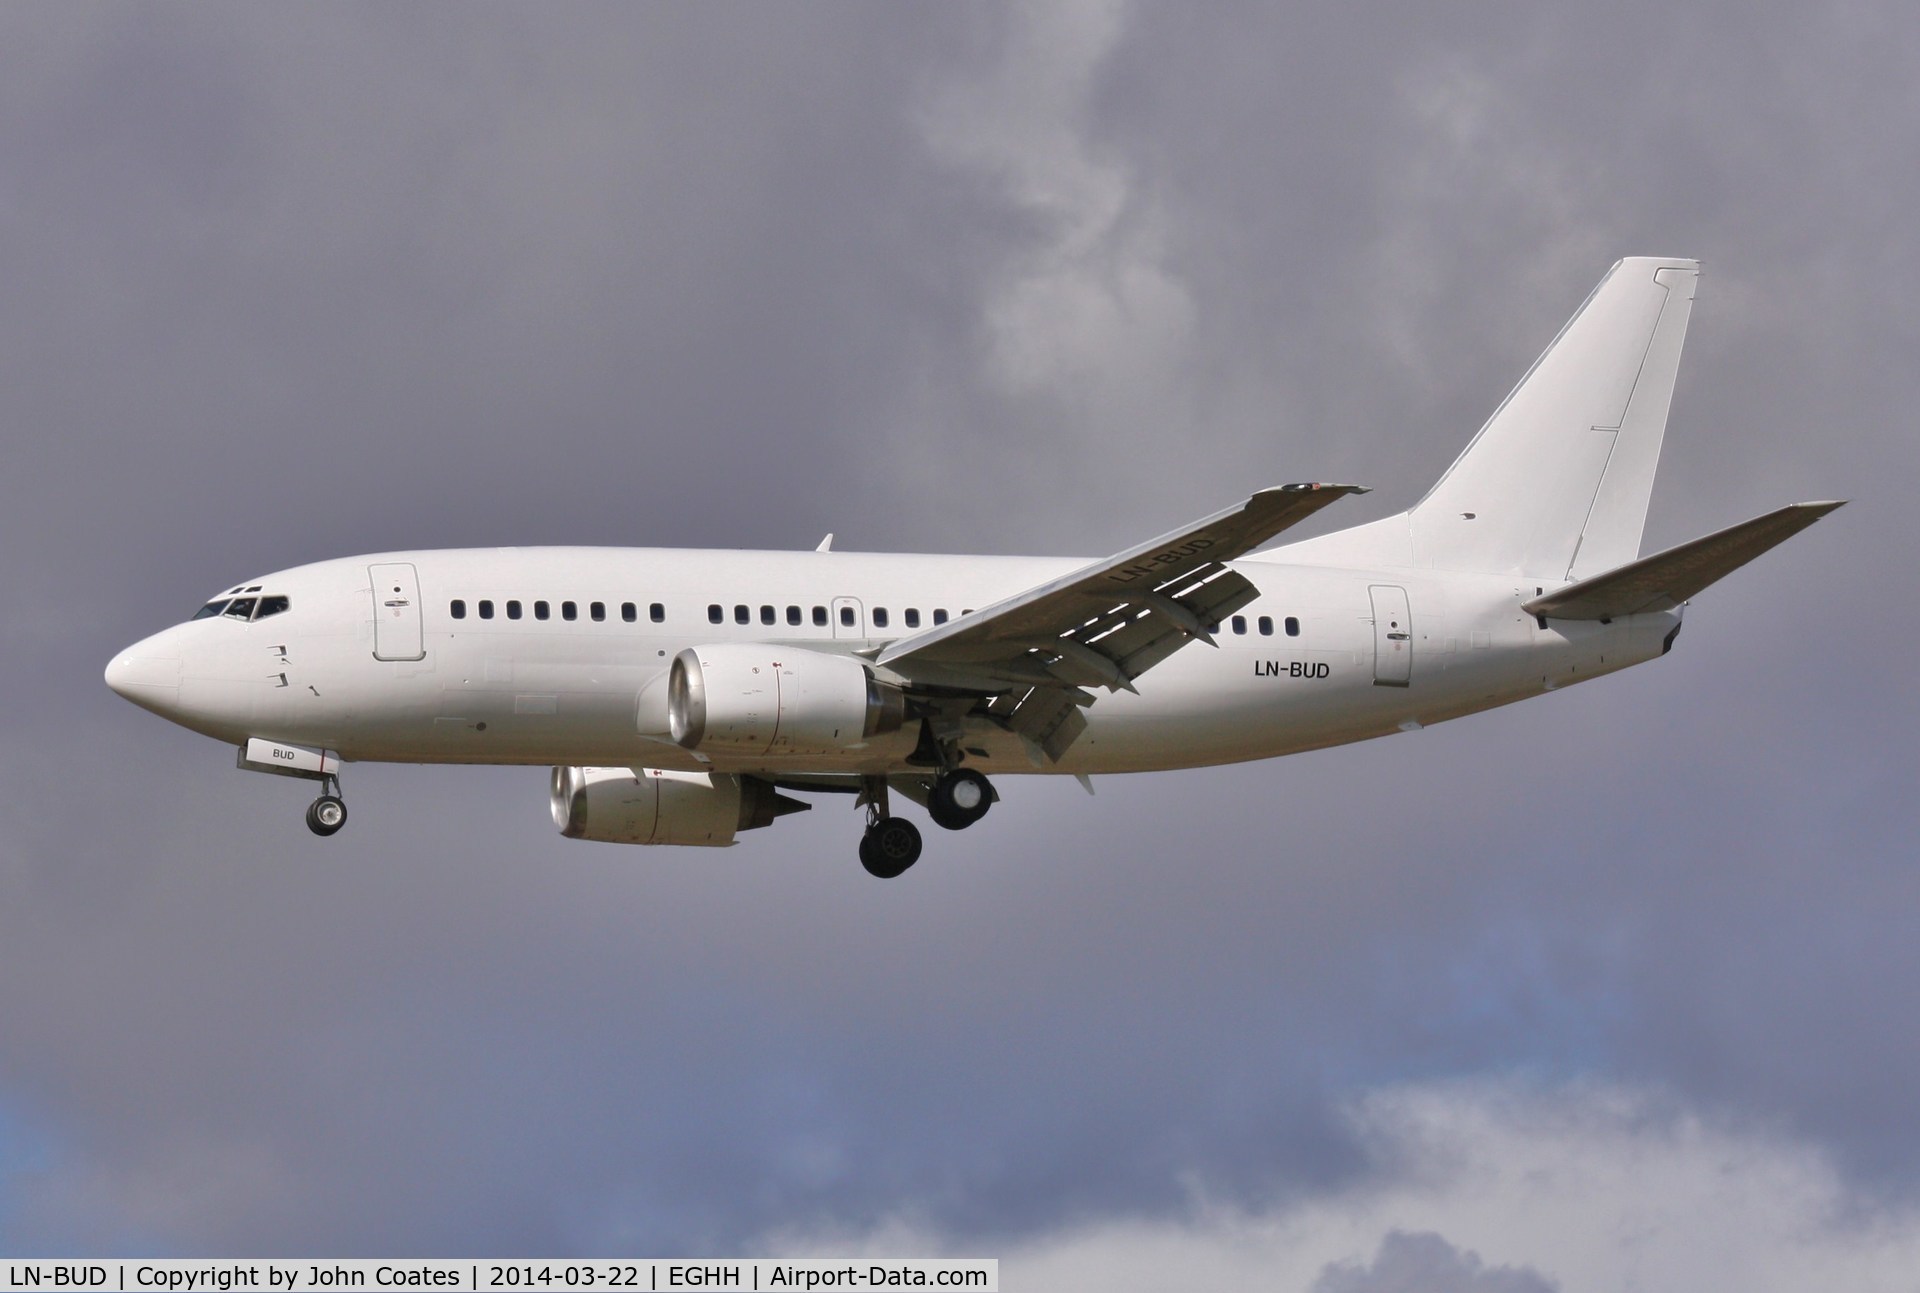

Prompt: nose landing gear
xmin=305 ymin=775 xmax=348 ymax=837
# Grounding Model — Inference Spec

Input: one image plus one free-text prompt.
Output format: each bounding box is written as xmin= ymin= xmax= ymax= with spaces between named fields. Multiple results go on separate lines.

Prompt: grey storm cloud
xmin=2 ymin=0 xmax=1917 ymax=1279
xmin=1311 ymin=1231 xmax=1557 ymax=1293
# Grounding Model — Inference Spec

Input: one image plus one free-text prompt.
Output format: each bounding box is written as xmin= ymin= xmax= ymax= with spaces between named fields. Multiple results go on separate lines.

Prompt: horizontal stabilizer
xmin=1524 ymin=500 xmax=1845 ymax=620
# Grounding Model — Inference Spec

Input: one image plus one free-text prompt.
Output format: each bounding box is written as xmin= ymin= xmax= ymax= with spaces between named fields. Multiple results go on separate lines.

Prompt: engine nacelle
xmin=549 ymin=766 xmax=804 ymax=847
xmin=668 ymin=644 xmax=907 ymax=756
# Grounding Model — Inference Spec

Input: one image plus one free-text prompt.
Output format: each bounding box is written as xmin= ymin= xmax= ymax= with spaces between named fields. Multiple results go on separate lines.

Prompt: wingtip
xmin=1272 ymin=482 xmax=1371 ymax=496
xmin=1787 ymin=499 xmax=1847 ymax=519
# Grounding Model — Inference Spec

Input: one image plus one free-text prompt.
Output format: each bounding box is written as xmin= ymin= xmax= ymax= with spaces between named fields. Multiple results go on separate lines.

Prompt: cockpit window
xmin=192 ymin=593 xmax=289 ymax=623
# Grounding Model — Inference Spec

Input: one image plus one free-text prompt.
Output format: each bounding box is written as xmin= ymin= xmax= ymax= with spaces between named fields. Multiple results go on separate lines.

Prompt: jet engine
xmin=550 ymin=765 xmax=807 ymax=847
xmin=668 ymin=644 xmax=907 ymax=756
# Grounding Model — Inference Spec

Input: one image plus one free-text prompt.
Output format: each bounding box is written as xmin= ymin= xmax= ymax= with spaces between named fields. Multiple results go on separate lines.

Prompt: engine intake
xmin=549 ymin=766 xmax=807 ymax=847
xmin=668 ymin=644 xmax=906 ymax=756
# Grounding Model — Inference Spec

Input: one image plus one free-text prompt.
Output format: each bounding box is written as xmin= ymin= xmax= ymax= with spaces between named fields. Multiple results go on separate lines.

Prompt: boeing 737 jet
xmin=107 ymin=259 xmax=1841 ymax=876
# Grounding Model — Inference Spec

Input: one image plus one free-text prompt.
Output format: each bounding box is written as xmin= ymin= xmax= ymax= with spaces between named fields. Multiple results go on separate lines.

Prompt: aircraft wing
xmin=876 ymin=482 xmax=1367 ymax=760
xmin=1524 ymin=500 xmax=1844 ymax=620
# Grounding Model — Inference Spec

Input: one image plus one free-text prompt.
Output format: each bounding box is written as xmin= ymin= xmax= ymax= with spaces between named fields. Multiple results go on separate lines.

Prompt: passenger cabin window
xmin=591 ymin=601 xmax=606 ymax=622
xmin=478 ymin=600 xmax=495 ymax=620
xmin=193 ymin=600 xmax=231 ymax=621
xmin=1285 ymin=616 xmax=1300 ymax=637
xmin=787 ymin=606 xmax=802 ymax=626
xmin=562 ymin=601 xmax=577 ymax=621
xmin=905 ymin=608 xmax=921 ymax=628
xmin=450 ymin=600 xmax=466 ymax=620
xmin=507 ymin=600 xmax=522 ymax=620
xmin=709 ymin=604 xmax=723 ymax=624
xmin=760 ymin=605 xmax=775 ymax=625
xmin=872 ymin=607 xmax=889 ymax=629
xmin=621 ymin=602 xmax=637 ymax=623
xmin=1258 ymin=616 xmax=1273 ymax=636
xmin=735 ymin=604 xmax=750 ymax=625
xmin=839 ymin=606 xmax=856 ymax=628
xmin=933 ymin=609 xmax=949 ymax=625
xmin=650 ymin=603 xmax=665 ymax=623
xmin=1231 ymin=615 xmax=1247 ymax=635
xmin=813 ymin=606 xmax=828 ymax=627
xmin=535 ymin=601 xmax=550 ymax=621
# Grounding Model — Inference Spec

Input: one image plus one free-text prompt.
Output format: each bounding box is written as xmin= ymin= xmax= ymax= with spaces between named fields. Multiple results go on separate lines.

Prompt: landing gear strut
xmin=305 ymin=775 xmax=347 ymax=837
xmin=857 ymin=776 xmax=922 ymax=878
xmin=928 ymin=767 xmax=994 ymax=831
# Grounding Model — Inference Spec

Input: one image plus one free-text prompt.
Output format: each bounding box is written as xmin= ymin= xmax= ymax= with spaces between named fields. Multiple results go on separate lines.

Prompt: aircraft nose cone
xmin=105 ymin=635 xmax=184 ymax=713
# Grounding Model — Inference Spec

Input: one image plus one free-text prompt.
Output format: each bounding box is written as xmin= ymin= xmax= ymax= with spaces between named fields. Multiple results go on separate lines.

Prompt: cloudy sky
xmin=3 ymin=2 xmax=1916 ymax=1286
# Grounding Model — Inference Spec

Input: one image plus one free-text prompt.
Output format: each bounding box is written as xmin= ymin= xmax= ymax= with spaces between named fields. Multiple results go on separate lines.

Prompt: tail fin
xmin=1414 ymin=257 xmax=1699 ymax=579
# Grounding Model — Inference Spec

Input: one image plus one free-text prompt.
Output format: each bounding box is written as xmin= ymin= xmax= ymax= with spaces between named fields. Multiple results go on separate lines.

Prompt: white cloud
xmin=905 ymin=0 xmax=1202 ymax=543
xmin=762 ymin=1079 xmax=1920 ymax=1293
xmin=918 ymin=0 xmax=1193 ymax=401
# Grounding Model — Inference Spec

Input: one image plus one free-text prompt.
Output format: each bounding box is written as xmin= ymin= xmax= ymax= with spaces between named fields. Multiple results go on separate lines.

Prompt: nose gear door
xmin=371 ymin=562 xmax=426 ymax=661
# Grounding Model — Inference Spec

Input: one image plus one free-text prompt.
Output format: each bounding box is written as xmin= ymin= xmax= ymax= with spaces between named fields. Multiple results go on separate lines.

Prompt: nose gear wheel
xmin=305 ymin=774 xmax=347 ymax=837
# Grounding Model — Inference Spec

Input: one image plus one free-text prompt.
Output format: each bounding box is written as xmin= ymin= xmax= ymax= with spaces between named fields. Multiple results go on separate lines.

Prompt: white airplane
xmin=107 ymin=258 xmax=1841 ymax=877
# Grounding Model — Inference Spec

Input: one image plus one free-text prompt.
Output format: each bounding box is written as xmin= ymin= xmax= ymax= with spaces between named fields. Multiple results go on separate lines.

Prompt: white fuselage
xmin=107 ymin=545 xmax=1680 ymax=778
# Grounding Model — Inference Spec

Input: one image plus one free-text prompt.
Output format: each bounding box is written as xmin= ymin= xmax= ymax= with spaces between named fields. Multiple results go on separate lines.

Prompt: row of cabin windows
xmin=1230 ymin=614 xmax=1301 ymax=637
xmin=445 ymin=600 xmax=1300 ymax=637
xmin=708 ymin=604 xmax=956 ymax=629
xmin=449 ymin=599 xmax=665 ymax=623
xmin=445 ymin=600 xmax=966 ymax=628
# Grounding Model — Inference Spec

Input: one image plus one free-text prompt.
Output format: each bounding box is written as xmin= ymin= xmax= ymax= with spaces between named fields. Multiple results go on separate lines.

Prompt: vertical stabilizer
xmin=1409 ymin=258 xmax=1698 ymax=579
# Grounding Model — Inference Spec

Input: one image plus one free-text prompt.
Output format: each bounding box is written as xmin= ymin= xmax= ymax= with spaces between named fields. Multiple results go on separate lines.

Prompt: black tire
xmin=306 ymin=795 xmax=347 ymax=837
xmin=928 ymin=768 xmax=993 ymax=831
xmin=860 ymin=816 xmax=922 ymax=878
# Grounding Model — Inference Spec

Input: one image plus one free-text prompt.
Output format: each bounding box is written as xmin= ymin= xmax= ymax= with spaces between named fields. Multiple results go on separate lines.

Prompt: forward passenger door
xmin=370 ymin=562 xmax=426 ymax=661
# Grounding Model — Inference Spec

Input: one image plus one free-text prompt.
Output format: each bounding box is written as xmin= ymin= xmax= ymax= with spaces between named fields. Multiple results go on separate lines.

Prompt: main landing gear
xmin=859 ymin=815 xmax=922 ymax=879
xmin=305 ymin=775 xmax=348 ymax=837
xmin=928 ymin=767 xmax=994 ymax=832
xmin=856 ymin=773 xmax=923 ymax=879
xmin=855 ymin=767 xmax=997 ymax=878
